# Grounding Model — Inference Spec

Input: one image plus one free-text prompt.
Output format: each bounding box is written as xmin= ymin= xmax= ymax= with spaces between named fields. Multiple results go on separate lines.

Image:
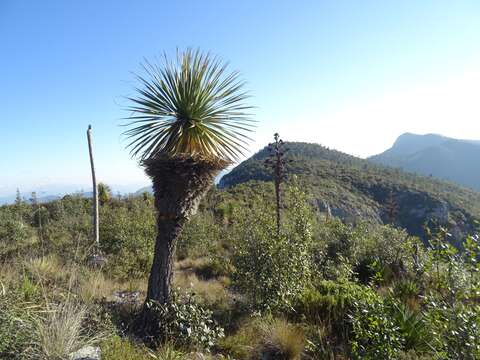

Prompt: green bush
xmin=100 ymin=197 xmax=156 ymax=279
xmin=349 ymin=292 xmax=404 ymax=360
xmin=232 ymin=185 xmax=313 ymax=312
xmin=294 ymin=280 xmax=369 ymax=329
xmin=314 ymin=219 xmax=414 ymax=284
xmin=145 ymin=291 xmax=224 ymax=350
xmin=177 ymin=212 xmax=222 ymax=260
xmin=0 ymin=210 xmax=37 ymax=260
xmin=424 ymin=299 xmax=480 ymax=359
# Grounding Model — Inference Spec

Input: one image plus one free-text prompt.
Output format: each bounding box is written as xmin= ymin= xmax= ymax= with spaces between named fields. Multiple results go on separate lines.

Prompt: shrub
xmin=393 ymin=279 xmax=421 ymax=310
xmin=314 ymin=219 xmax=413 ymax=284
xmin=177 ymin=212 xmax=221 ymax=260
xmin=391 ymin=303 xmax=431 ymax=353
xmin=100 ymin=198 xmax=156 ymax=279
xmin=349 ymin=292 xmax=404 ymax=360
xmin=424 ymin=299 xmax=480 ymax=359
xmin=145 ymin=291 xmax=224 ymax=350
xmin=294 ymin=280 xmax=369 ymax=329
xmin=232 ymin=185 xmax=313 ymax=312
xmin=0 ymin=210 xmax=37 ymax=260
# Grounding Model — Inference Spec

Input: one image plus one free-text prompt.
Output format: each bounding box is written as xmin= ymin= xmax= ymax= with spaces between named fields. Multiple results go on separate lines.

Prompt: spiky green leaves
xmin=124 ymin=49 xmax=254 ymax=163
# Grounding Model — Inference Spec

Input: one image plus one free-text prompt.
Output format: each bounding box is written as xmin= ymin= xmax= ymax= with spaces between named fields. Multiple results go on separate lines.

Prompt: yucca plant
xmin=124 ymin=49 xmax=254 ymax=305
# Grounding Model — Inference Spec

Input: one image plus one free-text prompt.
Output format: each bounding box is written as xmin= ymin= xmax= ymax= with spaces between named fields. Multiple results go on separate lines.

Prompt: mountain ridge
xmin=220 ymin=141 xmax=480 ymax=242
xmin=369 ymin=133 xmax=480 ymax=190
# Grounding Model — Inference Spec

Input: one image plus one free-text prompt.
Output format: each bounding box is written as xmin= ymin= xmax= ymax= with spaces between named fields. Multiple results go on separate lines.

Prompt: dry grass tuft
xmin=174 ymin=271 xmax=229 ymax=306
xmin=79 ymin=270 xmax=117 ymax=303
xmin=101 ymin=337 xmax=186 ymax=360
xmin=28 ymin=301 xmax=99 ymax=359
xmin=25 ymin=256 xmax=65 ymax=282
xmin=175 ymin=257 xmax=209 ymax=271
xmin=255 ymin=319 xmax=305 ymax=360
xmin=78 ymin=270 xmax=147 ymax=303
xmin=220 ymin=317 xmax=304 ymax=360
xmin=0 ymin=261 xmax=21 ymax=291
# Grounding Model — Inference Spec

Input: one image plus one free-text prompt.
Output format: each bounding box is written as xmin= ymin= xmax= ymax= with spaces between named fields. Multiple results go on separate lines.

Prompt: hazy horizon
xmin=1 ymin=130 xmax=475 ymax=201
xmin=2 ymin=1 xmax=480 ymax=193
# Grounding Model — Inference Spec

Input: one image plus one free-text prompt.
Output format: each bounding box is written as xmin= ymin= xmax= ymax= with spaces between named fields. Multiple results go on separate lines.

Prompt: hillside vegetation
xmin=220 ymin=142 xmax=480 ymax=242
xmin=1 ymin=145 xmax=480 ymax=359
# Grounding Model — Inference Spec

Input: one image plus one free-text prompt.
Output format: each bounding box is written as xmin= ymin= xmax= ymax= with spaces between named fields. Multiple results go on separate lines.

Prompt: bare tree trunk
xmin=87 ymin=125 xmax=99 ymax=249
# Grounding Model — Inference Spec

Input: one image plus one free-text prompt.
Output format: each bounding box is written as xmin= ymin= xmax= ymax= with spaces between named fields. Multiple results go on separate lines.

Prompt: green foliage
xmin=314 ymin=218 xmax=413 ymax=284
xmin=231 ymin=185 xmax=313 ymax=312
xmin=417 ymin=230 xmax=480 ymax=359
xmin=349 ymin=292 xmax=404 ymax=360
xmin=20 ymin=274 xmax=40 ymax=301
xmin=294 ymin=280 xmax=370 ymax=329
xmin=123 ymin=48 xmax=254 ymax=162
xmin=424 ymin=300 xmax=480 ymax=359
xmin=391 ymin=303 xmax=431 ymax=353
xmin=145 ymin=291 xmax=224 ymax=350
xmin=0 ymin=209 xmax=37 ymax=260
xmin=393 ymin=279 xmax=420 ymax=305
xmin=0 ymin=194 xmax=157 ymax=279
xmin=2 ymin=161 xmax=480 ymax=359
xmin=100 ymin=197 xmax=156 ymax=279
xmin=220 ymin=142 xmax=480 ymax=241
xmin=98 ymin=183 xmax=112 ymax=206
xmin=177 ymin=212 xmax=221 ymax=260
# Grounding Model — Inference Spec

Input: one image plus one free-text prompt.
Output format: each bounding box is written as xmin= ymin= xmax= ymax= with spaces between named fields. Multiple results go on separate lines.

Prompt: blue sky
xmin=1 ymin=0 xmax=480 ymax=196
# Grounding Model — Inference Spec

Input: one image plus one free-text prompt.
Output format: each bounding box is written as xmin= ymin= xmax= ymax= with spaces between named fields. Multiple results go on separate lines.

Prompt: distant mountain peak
xmin=369 ymin=133 xmax=480 ymax=190
xmin=390 ymin=133 xmax=450 ymax=156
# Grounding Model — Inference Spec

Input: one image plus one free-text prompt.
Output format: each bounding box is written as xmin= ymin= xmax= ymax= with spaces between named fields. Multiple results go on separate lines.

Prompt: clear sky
xmin=1 ymin=0 xmax=480 ymax=196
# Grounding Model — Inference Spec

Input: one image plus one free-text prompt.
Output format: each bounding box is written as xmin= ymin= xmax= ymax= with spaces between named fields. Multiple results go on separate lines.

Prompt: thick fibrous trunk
xmin=146 ymin=218 xmax=184 ymax=303
xmin=144 ymin=155 xmax=225 ymax=304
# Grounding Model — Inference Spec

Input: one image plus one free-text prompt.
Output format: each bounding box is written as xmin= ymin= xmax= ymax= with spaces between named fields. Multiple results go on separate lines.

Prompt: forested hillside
xmin=220 ymin=142 xmax=480 ymax=242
